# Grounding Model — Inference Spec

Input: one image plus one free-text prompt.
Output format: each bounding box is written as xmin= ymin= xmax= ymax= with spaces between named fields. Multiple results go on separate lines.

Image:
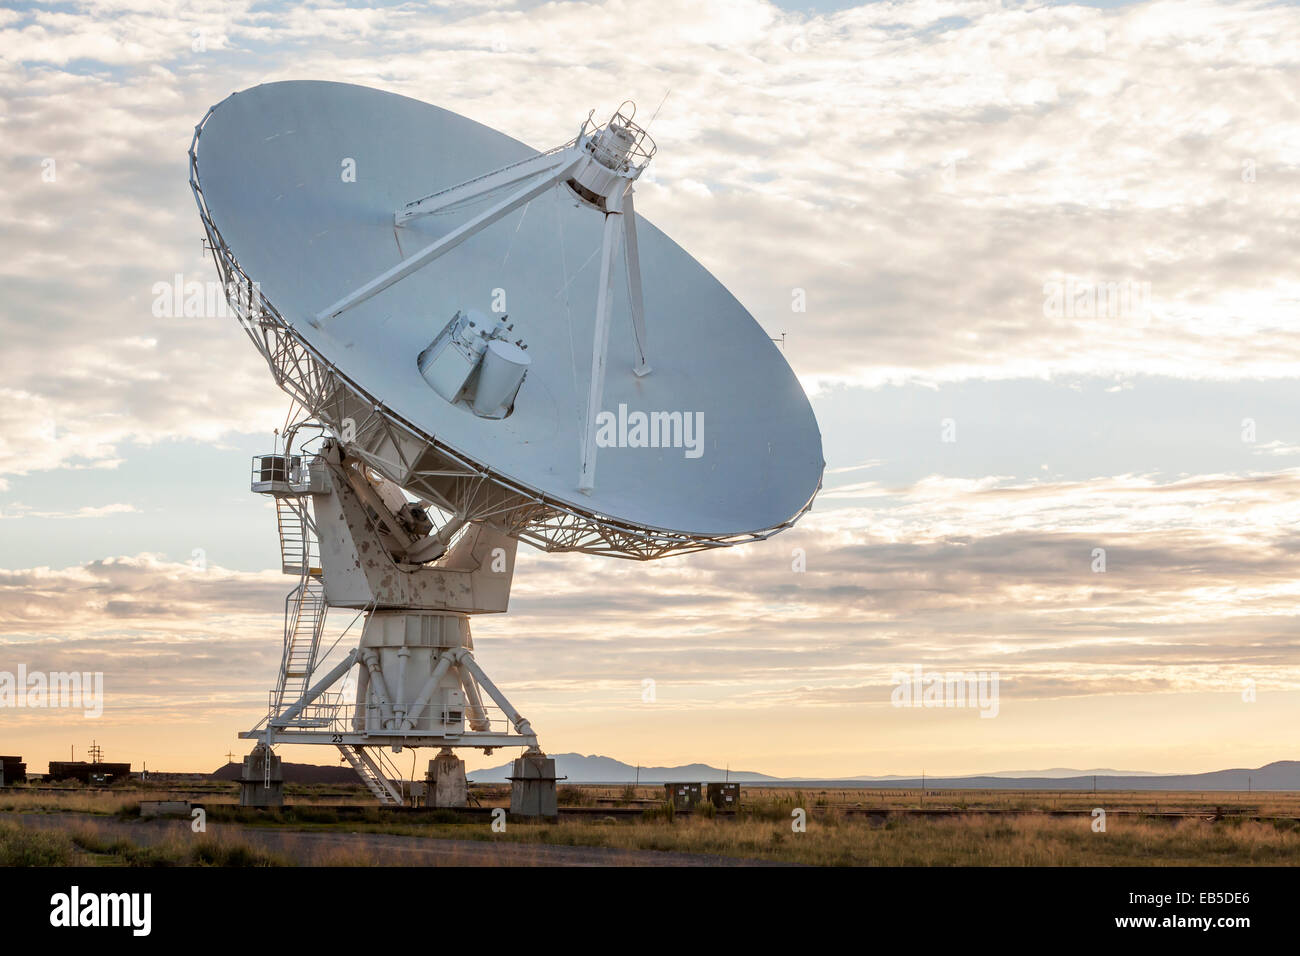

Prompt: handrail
xmin=266 ymin=691 xmax=517 ymax=736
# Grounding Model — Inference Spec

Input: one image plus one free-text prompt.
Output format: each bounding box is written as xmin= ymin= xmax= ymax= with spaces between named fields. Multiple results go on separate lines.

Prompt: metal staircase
xmin=275 ymin=496 xmax=315 ymax=575
xmin=250 ymin=451 xmax=422 ymax=807
xmin=337 ymin=744 xmax=404 ymax=805
xmin=274 ymin=575 xmax=326 ymax=712
xmin=266 ymin=478 xmax=327 ymax=719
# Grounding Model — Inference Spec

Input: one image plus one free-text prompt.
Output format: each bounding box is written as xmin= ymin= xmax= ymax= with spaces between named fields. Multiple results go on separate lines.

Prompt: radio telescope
xmin=188 ymin=81 xmax=822 ymax=811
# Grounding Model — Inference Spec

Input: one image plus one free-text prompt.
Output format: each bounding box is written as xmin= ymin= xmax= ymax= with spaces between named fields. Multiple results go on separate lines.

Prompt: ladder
xmin=275 ymin=496 xmax=315 ymax=575
xmin=274 ymin=575 xmax=326 ymax=712
xmin=337 ymin=744 xmax=404 ymax=805
xmin=271 ymin=495 xmax=326 ymax=718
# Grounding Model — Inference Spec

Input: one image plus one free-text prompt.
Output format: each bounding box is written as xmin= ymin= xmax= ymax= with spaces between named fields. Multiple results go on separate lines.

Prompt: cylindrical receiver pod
xmin=418 ymin=309 xmax=489 ymax=403
xmin=592 ymin=122 xmax=636 ymax=170
xmin=471 ymin=339 xmax=530 ymax=418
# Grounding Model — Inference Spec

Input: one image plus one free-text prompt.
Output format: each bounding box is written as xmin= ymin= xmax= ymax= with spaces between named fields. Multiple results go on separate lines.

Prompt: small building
xmin=46 ymin=761 xmax=132 ymax=785
xmin=664 ymin=782 xmax=703 ymax=811
xmin=707 ymin=781 xmax=740 ymax=810
xmin=0 ymin=756 xmax=26 ymax=785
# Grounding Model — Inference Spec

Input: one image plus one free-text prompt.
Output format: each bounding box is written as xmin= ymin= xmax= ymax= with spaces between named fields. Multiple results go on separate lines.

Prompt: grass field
xmin=3 ymin=782 xmax=1299 ymax=866
xmin=397 ymin=814 xmax=1300 ymax=866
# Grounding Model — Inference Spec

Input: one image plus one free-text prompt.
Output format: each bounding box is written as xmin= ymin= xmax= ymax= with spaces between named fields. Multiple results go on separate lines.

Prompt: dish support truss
xmin=242 ymin=446 xmax=543 ymax=806
xmin=189 ymin=104 xmax=817 ymax=561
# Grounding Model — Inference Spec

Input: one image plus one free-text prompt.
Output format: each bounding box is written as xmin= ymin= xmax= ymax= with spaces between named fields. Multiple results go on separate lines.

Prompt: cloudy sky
xmin=2 ymin=0 xmax=1298 ymax=778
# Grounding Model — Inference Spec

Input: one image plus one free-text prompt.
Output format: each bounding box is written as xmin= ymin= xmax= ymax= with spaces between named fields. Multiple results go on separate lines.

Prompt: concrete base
xmin=140 ymin=800 xmax=193 ymax=819
xmin=426 ymin=751 xmax=468 ymax=808
xmin=239 ymin=745 xmax=284 ymax=808
xmin=509 ymin=751 xmax=558 ymax=819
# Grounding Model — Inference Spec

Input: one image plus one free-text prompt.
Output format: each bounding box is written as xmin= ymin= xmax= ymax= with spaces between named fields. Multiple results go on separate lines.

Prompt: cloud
xmin=2 ymin=0 xmax=1298 ymax=477
xmin=2 ymin=1 xmax=1297 ymax=774
xmin=0 ymin=502 xmax=138 ymax=519
xmin=5 ymin=459 xmax=1299 ymax=765
xmin=16 ymin=464 xmax=1295 ymax=704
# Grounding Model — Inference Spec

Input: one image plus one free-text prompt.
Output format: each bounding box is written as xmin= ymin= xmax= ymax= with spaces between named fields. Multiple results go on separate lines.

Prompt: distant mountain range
xmin=957 ymin=768 xmax=1163 ymax=779
xmin=466 ymin=754 xmax=780 ymax=785
xmin=202 ymin=755 xmax=1300 ymax=791
xmin=463 ymin=754 xmax=1300 ymax=790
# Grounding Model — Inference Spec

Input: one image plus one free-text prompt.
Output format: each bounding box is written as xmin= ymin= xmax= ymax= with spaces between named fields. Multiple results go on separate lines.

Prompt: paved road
xmin=15 ymin=812 xmax=787 ymax=867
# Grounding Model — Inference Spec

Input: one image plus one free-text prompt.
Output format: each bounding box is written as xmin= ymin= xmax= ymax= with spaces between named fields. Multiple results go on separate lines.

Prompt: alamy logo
xmin=151 ymin=274 xmax=257 ymax=318
xmin=594 ymin=403 xmax=704 ymax=459
xmin=0 ymin=667 xmax=103 ymax=718
xmin=1042 ymin=277 xmax=1151 ymax=321
xmin=50 ymin=886 xmax=151 ymax=936
xmin=890 ymin=665 xmax=1000 ymax=718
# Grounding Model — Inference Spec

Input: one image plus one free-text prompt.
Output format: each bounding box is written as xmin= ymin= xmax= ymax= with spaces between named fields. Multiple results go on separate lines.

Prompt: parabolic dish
xmin=190 ymin=81 xmax=822 ymax=557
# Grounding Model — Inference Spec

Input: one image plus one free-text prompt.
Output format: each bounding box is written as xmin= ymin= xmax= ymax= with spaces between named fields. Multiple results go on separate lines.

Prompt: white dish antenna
xmin=188 ymin=81 xmax=823 ymax=809
xmin=190 ymin=81 xmax=822 ymax=559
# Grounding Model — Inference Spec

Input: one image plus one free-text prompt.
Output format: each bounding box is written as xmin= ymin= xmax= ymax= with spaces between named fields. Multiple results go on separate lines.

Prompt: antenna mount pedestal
xmin=240 ymin=437 xmax=550 ymax=812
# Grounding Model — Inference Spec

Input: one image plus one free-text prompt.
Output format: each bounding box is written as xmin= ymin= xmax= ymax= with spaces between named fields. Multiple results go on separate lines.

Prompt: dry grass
xmin=0 ymin=781 xmax=378 ymax=816
xmin=17 ymin=818 xmax=291 ymax=867
xmin=763 ymin=787 xmax=1300 ymax=817
xmin=13 ymin=781 xmax=1294 ymax=818
xmin=0 ymin=788 xmax=153 ymax=815
xmin=10 ymin=810 xmax=1300 ymax=866
xmin=348 ymin=811 xmax=1300 ymax=866
xmin=7 ymin=784 xmax=1300 ymax=866
xmin=0 ymin=820 xmax=76 ymax=865
xmin=552 ymin=785 xmax=1300 ymax=818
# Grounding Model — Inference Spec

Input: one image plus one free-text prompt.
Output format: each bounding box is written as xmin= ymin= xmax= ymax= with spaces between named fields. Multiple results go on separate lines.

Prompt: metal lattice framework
xmin=189 ymin=107 xmax=817 ymax=559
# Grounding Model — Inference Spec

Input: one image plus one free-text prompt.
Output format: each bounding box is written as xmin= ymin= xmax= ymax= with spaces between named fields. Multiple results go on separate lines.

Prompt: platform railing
xmin=265 ymin=690 xmax=516 ymax=737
